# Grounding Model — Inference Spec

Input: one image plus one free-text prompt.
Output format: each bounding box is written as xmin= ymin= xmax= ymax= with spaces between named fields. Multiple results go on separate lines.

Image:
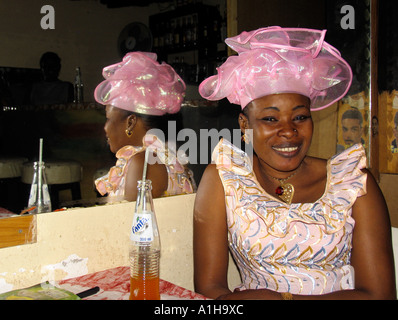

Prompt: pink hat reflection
xmin=199 ymin=27 xmax=353 ymax=111
xmin=94 ymin=52 xmax=186 ymax=116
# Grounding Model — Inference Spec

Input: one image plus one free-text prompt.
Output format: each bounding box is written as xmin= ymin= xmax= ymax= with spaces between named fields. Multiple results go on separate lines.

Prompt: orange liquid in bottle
xmin=129 ymin=275 xmax=160 ymax=300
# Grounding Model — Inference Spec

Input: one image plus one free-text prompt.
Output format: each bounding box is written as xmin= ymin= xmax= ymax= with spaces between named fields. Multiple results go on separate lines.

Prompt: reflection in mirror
xmin=0 ymin=0 xmax=229 ymax=216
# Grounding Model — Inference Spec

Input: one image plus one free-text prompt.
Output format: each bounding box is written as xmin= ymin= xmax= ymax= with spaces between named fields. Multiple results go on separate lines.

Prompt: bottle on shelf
xmin=129 ymin=180 xmax=161 ymax=300
xmin=186 ymin=16 xmax=193 ymax=47
xmin=170 ymin=19 xmax=176 ymax=49
xmin=213 ymin=19 xmax=220 ymax=43
xmin=181 ymin=17 xmax=187 ymax=49
xmin=153 ymin=23 xmax=159 ymax=51
xmin=174 ymin=18 xmax=181 ymax=49
xmin=164 ymin=21 xmax=172 ymax=49
xmin=179 ymin=56 xmax=187 ymax=80
xmin=73 ymin=67 xmax=83 ymax=104
xmin=191 ymin=14 xmax=198 ymax=47
xmin=158 ymin=22 xmax=165 ymax=50
xmin=203 ymin=23 xmax=208 ymax=44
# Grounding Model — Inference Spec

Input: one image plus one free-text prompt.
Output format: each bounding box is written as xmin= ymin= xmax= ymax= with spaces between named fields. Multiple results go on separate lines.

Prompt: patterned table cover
xmin=57 ymin=266 xmax=208 ymax=300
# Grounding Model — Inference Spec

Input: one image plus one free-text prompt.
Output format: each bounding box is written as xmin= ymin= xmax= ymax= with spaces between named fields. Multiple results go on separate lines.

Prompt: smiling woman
xmin=193 ymin=26 xmax=396 ymax=300
xmin=239 ymin=94 xmax=313 ymax=172
xmin=238 ymin=93 xmax=316 ymax=204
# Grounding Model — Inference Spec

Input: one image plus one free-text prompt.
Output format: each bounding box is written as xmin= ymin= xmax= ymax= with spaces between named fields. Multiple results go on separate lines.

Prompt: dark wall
xmin=237 ymin=0 xmax=326 ymax=32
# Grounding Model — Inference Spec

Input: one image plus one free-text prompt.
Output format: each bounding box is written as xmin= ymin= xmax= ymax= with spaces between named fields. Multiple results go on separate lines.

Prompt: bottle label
xmin=130 ymin=212 xmax=154 ymax=242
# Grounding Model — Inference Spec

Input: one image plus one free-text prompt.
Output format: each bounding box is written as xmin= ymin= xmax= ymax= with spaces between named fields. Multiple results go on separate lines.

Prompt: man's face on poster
xmin=342 ymin=118 xmax=363 ymax=146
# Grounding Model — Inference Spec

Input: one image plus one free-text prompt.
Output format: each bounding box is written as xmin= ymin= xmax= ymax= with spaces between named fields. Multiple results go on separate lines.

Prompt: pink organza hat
xmin=199 ymin=26 xmax=353 ymax=111
xmin=94 ymin=52 xmax=186 ymax=116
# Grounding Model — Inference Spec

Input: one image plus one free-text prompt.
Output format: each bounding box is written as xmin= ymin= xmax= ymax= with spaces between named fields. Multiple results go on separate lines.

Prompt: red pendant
xmin=276 ymin=186 xmax=284 ymax=196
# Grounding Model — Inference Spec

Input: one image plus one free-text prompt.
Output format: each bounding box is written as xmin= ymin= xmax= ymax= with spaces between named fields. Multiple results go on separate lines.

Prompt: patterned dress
xmin=95 ymin=134 xmax=196 ymax=199
xmin=213 ymin=139 xmax=367 ymax=295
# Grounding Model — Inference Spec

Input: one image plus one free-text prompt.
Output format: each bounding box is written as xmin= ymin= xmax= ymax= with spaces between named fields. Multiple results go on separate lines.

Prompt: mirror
xmin=0 ymin=0 xmax=231 ymax=216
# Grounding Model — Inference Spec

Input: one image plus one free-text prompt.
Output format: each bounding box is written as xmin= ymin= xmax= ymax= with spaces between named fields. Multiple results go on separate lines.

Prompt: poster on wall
xmin=379 ymin=91 xmax=398 ymax=173
xmin=336 ymin=92 xmax=369 ymax=156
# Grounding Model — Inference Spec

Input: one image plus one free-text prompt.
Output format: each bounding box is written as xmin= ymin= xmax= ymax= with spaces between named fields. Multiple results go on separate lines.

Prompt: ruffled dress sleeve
xmin=329 ymin=143 xmax=367 ymax=198
xmin=213 ymin=139 xmax=368 ymax=237
xmin=95 ymin=134 xmax=195 ymax=197
xmin=95 ymin=145 xmax=143 ymax=196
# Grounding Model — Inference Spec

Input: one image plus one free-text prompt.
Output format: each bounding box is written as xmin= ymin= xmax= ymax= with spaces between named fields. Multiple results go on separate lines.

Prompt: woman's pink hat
xmin=199 ymin=26 xmax=353 ymax=111
xmin=94 ymin=52 xmax=186 ymax=116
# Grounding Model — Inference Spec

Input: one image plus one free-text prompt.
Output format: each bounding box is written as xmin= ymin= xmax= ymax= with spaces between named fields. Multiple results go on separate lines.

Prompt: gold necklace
xmin=265 ymin=166 xmax=301 ymax=205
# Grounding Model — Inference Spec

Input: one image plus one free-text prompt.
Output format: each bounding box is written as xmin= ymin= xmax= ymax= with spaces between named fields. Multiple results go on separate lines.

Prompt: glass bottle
xmin=28 ymin=161 xmax=52 ymax=214
xmin=158 ymin=22 xmax=165 ymax=50
xmin=152 ymin=23 xmax=159 ymax=51
xmin=186 ymin=16 xmax=193 ymax=47
xmin=129 ymin=180 xmax=161 ymax=300
xmin=73 ymin=67 xmax=83 ymax=104
xmin=181 ymin=17 xmax=187 ymax=49
xmin=192 ymin=14 xmax=198 ymax=47
xmin=174 ymin=18 xmax=181 ymax=49
xmin=164 ymin=21 xmax=172 ymax=49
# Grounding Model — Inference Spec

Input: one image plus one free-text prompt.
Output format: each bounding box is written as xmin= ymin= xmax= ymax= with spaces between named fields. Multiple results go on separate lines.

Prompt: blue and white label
xmin=130 ymin=212 xmax=154 ymax=242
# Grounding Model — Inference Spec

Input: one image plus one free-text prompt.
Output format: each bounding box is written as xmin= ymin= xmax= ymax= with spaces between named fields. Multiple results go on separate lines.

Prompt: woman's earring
xmin=125 ymin=129 xmax=133 ymax=138
xmin=242 ymin=132 xmax=250 ymax=144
